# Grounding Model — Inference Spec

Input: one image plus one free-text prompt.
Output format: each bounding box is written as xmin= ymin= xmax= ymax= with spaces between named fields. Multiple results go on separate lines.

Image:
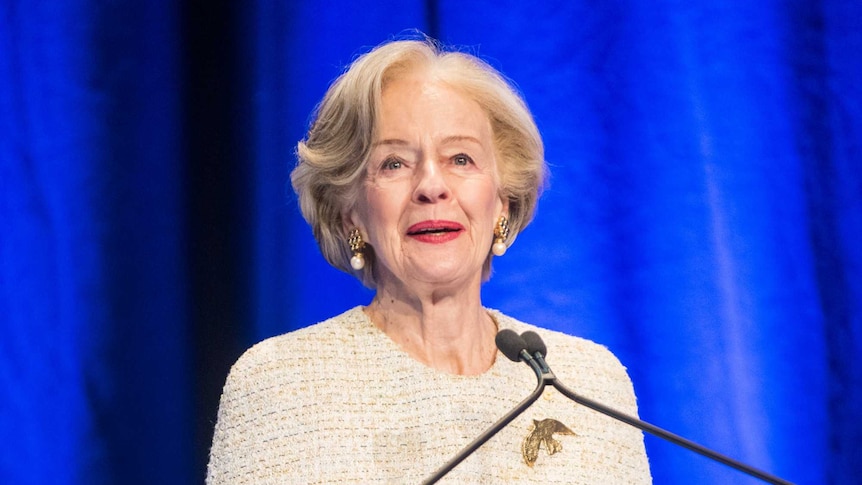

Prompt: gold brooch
xmin=522 ymin=418 xmax=576 ymax=467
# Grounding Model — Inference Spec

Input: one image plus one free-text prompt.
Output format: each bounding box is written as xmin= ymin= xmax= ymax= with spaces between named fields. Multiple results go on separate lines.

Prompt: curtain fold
xmin=2 ymin=1 xmax=860 ymax=483
xmin=1 ymin=1 xmax=191 ymax=484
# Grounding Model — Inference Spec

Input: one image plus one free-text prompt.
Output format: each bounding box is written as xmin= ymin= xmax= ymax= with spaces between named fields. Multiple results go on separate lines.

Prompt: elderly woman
xmin=207 ymin=37 xmax=651 ymax=484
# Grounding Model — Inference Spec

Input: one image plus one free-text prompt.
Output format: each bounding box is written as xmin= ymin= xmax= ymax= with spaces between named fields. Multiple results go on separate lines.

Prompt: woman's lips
xmin=406 ymin=220 xmax=464 ymax=243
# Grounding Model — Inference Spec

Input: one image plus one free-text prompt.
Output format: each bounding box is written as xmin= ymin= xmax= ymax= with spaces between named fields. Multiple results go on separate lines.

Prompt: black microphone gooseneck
xmin=423 ymin=329 xmax=793 ymax=484
xmin=518 ymin=330 xmax=793 ymax=485
xmin=421 ymin=330 xmax=545 ymax=485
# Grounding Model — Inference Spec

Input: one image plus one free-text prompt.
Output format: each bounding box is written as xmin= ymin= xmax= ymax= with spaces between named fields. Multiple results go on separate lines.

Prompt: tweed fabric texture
xmin=207 ymin=307 xmax=651 ymax=484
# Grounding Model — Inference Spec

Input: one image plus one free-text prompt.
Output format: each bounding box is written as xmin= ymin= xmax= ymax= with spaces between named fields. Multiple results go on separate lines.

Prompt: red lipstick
xmin=406 ymin=220 xmax=464 ymax=243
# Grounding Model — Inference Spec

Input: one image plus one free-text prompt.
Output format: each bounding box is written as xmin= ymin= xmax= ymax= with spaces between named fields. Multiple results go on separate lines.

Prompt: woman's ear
xmin=343 ymin=209 xmax=361 ymax=233
xmin=499 ymin=194 xmax=510 ymax=218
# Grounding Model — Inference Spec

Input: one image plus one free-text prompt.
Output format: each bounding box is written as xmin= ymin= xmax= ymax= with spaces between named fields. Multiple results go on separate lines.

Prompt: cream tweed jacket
xmin=207 ymin=307 xmax=651 ymax=484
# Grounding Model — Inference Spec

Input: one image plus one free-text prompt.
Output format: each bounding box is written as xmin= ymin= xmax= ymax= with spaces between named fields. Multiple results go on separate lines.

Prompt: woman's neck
xmin=365 ymin=284 xmax=498 ymax=376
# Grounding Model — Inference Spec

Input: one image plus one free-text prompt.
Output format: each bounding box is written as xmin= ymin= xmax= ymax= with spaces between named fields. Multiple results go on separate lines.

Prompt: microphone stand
xmin=421 ymin=349 xmax=550 ymax=485
xmin=528 ymin=349 xmax=794 ymax=485
xmin=423 ymin=331 xmax=794 ymax=485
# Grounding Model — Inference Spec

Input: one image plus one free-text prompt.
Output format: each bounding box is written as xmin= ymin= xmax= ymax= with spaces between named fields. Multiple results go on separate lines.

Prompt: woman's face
xmin=348 ymin=71 xmax=507 ymax=293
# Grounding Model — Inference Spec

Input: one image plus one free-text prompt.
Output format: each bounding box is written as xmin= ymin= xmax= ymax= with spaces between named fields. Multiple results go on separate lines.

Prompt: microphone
xmin=496 ymin=328 xmax=528 ymax=361
xmin=421 ymin=330 xmax=545 ymax=485
xmin=521 ymin=330 xmax=547 ymax=357
xmin=519 ymin=331 xmax=793 ymax=485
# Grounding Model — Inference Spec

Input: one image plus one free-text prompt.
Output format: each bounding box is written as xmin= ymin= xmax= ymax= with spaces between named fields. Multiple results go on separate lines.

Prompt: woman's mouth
xmin=406 ymin=220 xmax=464 ymax=243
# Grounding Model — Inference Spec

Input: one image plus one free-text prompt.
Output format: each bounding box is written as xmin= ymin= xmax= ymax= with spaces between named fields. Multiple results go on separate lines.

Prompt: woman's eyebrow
xmin=373 ymin=135 xmax=483 ymax=147
xmin=441 ymin=135 xmax=483 ymax=145
xmin=372 ymin=138 xmax=409 ymax=147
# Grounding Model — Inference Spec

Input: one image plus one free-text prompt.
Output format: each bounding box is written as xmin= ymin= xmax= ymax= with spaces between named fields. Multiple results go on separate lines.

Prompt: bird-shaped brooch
xmin=521 ymin=418 xmax=576 ymax=467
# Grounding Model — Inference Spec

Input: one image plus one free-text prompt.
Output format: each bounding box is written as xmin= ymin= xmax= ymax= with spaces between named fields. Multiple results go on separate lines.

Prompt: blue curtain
xmin=2 ymin=1 xmax=860 ymax=484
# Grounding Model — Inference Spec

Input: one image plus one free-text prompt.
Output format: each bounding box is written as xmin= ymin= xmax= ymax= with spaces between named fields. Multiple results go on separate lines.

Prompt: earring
xmin=492 ymin=216 xmax=510 ymax=256
xmin=348 ymin=228 xmax=366 ymax=270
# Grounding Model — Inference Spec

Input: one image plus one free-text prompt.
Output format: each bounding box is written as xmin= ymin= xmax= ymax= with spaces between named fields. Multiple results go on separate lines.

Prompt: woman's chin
xmin=401 ymin=262 xmax=482 ymax=288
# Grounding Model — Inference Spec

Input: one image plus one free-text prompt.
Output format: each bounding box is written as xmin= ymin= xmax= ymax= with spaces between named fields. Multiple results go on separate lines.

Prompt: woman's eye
xmin=381 ymin=157 xmax=403 ymax=170
xmin=453 ymin=154 xmax=473 ymax=166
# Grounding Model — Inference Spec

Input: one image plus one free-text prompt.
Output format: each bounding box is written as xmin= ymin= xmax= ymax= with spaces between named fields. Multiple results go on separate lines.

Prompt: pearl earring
xmin=492 ymin=216 xmax=510 ymax=256
xmin=348 ymin=228 xmax=366 ymax=270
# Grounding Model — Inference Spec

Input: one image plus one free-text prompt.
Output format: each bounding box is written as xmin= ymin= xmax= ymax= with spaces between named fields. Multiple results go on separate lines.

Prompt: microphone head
xmin=495 ymin=329 xmax=527 ymax=362
xmin=521 ymin=331 xmax=547 ymax=357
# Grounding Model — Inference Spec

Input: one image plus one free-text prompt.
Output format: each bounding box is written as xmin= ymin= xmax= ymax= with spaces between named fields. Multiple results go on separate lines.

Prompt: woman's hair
xmin=291 ymin=36 xmax=546 ymax=287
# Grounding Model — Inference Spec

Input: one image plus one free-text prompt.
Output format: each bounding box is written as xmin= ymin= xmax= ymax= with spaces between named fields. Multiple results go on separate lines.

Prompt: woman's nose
xmin=412 ymin=159 xmax=450 ymax=203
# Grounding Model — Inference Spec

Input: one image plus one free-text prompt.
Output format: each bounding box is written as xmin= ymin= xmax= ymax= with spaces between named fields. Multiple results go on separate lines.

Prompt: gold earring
xmin=348 ymin=228 xmax=366 ymax=270
xmin=492 ymin=216 xmax=509 ymax=256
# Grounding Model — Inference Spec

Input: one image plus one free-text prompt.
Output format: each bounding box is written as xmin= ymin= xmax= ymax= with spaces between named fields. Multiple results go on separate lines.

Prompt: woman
xmin=207 ymin=37 xmax=651 ymax=484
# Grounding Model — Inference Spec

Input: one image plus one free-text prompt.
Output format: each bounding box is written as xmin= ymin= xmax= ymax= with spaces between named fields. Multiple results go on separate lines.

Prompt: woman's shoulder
xmin=490 ymin=310 xmax=623 ymax=367
xmin=488 ymin=310 xmax=634 ymax=402
xmin=225 ymin=306 xmax=368 ymax=379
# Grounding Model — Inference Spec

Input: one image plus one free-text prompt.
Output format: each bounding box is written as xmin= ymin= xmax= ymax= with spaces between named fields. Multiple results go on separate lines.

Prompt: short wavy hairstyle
xmin=291 ymin=36 xmax=546 ymax=287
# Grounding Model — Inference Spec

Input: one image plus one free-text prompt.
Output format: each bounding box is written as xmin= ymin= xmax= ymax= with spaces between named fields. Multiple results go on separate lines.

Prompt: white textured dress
xmin=207 ymin=307 xmax=651 ymax=484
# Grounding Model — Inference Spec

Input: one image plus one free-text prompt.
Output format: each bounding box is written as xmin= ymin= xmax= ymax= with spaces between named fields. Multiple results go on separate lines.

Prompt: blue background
xmin=2 ymin=1 xmax=860 ymax=483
